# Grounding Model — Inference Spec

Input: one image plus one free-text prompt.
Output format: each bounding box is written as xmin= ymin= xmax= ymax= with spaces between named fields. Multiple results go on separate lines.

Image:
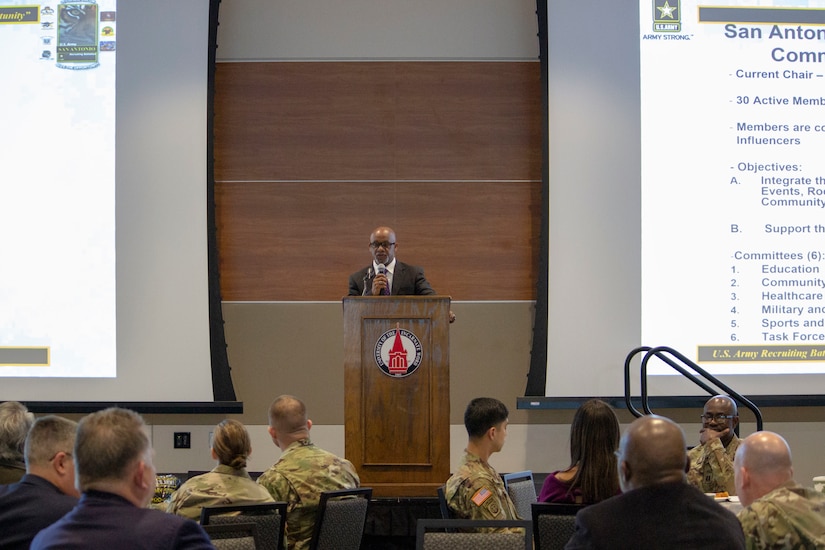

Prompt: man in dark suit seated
xmin=31 ymin=407 xmax=214 ymax=550
xmin=565 ymin=415 xmax=745 ymax=550
xmin=347 ymin=225 xmax=455 ymax=322
xmin=0 ymin=416 xmax=79 ymax=550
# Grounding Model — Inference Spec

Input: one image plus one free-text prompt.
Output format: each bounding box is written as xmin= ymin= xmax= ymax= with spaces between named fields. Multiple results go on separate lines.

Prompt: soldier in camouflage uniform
xmin=445 ymin=397 xmax=520 ymax=526
xmin=688 ymin=395 xmax=741 ymax=494
xmin=735 ymin=431 xmax=825 ymax=549
xmin=167 ymin=419 xmax=274 ymax=521
xmin=257 ymin=395 xmax=359 ymax=550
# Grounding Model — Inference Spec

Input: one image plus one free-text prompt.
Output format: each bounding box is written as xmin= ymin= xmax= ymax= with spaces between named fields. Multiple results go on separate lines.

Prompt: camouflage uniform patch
xmin=445 ymin=450 xmax=520 ymax=529
xmin=737 ymin=481 xmax=825 ymax=549
xmin=166 ymin=464 xmax=275 ymax=521
xmin=688 ymin=434 xmax=740 ymax=494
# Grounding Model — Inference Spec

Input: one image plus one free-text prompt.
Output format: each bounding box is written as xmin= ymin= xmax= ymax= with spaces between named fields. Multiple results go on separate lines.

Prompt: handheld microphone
xmin=377 ymin=264 xmax=388 ymax=295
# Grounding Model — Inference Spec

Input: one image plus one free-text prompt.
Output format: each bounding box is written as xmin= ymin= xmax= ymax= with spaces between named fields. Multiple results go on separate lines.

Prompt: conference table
xmin=717 ymin=496 xmax=743 ymax=515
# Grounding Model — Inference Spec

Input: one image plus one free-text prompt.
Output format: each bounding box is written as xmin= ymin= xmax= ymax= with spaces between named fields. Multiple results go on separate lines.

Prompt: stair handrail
xmin=624 ymin=345 xmax=763 ymax=431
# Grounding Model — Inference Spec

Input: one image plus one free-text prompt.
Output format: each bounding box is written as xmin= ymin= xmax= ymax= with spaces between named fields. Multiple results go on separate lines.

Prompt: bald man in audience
xmin=0 ymin=416 xmax=79 ymax=550
xmin=734 ymin=431 xmax=825 ymax=549
xmin=688 ymin=394 xmax=741 ymax=495
xmin=258 ymin=395 xmax=360 ymax=550
xmin=565 ymin=415 xmax=745 ymax=550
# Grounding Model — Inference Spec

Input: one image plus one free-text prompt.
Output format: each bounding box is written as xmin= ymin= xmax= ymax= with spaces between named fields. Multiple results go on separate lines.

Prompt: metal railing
xmin=623 ymin=345 xmax=763 ymax=431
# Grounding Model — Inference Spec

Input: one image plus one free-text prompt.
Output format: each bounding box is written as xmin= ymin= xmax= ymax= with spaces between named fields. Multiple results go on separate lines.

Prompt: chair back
xmin=502 ymin=470 xmax=537 ymax=520
xmin=202 ymin=522 xmax=260 ymax=550
xmin=201 ymin=502 xmax=288 ymax=550
xmin=415 ymin=518 xmax=532 ymax=550
xmin=531 ymin=502 xmax=585 ymax=550
xmin=308 ymin=487 xmax=373 ymax=550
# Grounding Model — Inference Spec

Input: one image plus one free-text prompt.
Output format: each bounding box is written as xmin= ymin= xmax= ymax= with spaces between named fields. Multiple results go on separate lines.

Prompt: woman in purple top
xmin=539 ymin=399 xmax=621 ymax=504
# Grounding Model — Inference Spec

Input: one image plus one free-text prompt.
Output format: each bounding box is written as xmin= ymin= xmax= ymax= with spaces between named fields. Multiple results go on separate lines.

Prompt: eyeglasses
xmin=369 ymin=241 xmax=395 ymax=249
xmin=700 ymin=413 xmax=735 ymax=422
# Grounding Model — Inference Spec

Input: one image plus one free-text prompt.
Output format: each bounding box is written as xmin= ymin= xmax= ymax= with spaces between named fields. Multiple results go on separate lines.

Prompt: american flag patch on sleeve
xmin=471 ymin=487 xmax=492 ymax=506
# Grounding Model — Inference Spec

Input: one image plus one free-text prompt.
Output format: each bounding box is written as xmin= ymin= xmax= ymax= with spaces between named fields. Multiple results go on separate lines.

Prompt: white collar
xmin=373 ymin=258 xmax=397 ymax=274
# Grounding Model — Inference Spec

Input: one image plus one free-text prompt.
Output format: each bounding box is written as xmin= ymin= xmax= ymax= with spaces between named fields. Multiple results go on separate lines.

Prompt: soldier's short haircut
xmin=75 ymin=407 xmax=150 ymax=491
xmin=464 ymin=397 xmax=509 ymax=439
xmin=268 ymin=395 xmax=308 ymax=434
xmin=25 ymin=415 xmax=78 ymax=468
xmin=0 ymin=401 xmax=35 ymax=461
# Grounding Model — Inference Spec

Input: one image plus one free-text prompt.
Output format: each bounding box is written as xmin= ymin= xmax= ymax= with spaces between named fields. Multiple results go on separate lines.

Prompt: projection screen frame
xmin=521 ymin=0 xmax=825 ymax=409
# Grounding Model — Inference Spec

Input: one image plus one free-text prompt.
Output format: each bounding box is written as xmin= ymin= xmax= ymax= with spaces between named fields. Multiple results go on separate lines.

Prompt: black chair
xmin=202 ymin=522 xmax=261 ymax=550
xmin=531 ymin=502 xmax=586 ymax=550
xmin=502 ymin=470 xmax=537 ymax=520
xmin=415 ymin=518 xmax=532 ymax=550
xmin=308 ymin=487 xmax=373 ymax=550
xmin=201 ymin=502 xmax=288 ymax=550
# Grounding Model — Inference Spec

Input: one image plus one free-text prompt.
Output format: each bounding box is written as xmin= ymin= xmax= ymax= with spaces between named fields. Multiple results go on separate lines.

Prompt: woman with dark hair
xmin=539 ymin=399 xmax=621 ymax=504
xmin=167 ymin=419 xmax=273 ymax=521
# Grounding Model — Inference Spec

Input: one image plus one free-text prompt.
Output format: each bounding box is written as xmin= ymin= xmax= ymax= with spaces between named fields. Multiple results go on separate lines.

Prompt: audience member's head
xmin=74 ymin=407 xmax=156 ymax=507
xmin=464 ymin=397 xmax=509 ymax=440
xmin=734 ymin=431 xmax=794 ymax=507
xmin=24 ymin=415 xmax=79 ymax=497
xmin=212 ymin=419 xmax=252 ymax=470
xmin=700 ymin=395 xmax=739 ymax=446
xmin=462 ymin=397 xmax=509 ymax=460
xmin=0 ymin=401 xmax=35 ymax=462
xmin=267 ymin=395 xmax=311 ymax=450
xmin=616 ymin=415 xmax=689 ymax=492
xmin=567 ymin=399 xmax=620 ymax=503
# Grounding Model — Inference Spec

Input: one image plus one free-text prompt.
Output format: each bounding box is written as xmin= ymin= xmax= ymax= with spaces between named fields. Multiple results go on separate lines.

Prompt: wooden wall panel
xmin=213 ymin=61 xmax=542 ymax=302
xmin=216 ymin=181 xmax=540 ymax=301
xmin=214 ymin=62 xmax=541 ymax=182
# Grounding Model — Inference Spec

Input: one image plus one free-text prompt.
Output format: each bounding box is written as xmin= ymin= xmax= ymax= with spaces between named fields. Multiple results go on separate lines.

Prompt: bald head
xmin=368 ymin=226 xmax=398 ymax=265
xmin=734 ymin=431 xmax=794 ymax=507
xmin=707 ymin=394 xmax=737 ymax=414
xmin=618 ymin=415 xmax=689 ymax=491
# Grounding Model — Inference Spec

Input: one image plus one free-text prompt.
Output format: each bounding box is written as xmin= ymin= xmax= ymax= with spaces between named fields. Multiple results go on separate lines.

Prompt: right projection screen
xmin=544 ymin=0 xmax=825 ymax=399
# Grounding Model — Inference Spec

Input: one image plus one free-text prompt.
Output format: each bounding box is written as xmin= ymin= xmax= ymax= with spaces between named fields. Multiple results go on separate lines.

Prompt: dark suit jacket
xmin=0 ymin=474 xmax=78 ymax=550
xmin=31 ymin=490 xmax=214 ymax=550
xmin=348 ymin=261 xmax=436 ymax=296
xmin=564 ymin=482 xmax=745 ymax=550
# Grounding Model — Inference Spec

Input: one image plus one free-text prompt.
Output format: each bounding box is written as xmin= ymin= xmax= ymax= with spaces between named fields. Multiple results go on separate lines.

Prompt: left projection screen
xmin=0 ymin=0 xmax=215 ymax=402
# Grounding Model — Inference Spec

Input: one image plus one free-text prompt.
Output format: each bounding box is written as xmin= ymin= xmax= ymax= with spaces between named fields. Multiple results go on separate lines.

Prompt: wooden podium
xmin=342 ymin=296 xmax=450 ymax=497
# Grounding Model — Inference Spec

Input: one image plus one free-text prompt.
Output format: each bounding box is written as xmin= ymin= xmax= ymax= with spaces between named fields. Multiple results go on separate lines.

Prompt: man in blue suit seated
xmin=0 ymin=415 xmax=79 ymax=550
xmin=565 ymin=415 xmax=745 ymax=550
xmin=31 ymin=407 xmax=214 ymax=550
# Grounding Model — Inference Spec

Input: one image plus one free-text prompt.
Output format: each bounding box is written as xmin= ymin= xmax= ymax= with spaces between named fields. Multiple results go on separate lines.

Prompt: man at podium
xmin=347 ymin=226 xmax=436 ymax=297
xmin=347 ymin=225 xmax=456 ymax=323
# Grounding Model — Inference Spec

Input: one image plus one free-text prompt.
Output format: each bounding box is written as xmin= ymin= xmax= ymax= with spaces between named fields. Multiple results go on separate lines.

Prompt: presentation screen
xmin=543 ymin=0 xmax=825 ymax=400
xmin=0 ymin=0 xmax=217 ymax=404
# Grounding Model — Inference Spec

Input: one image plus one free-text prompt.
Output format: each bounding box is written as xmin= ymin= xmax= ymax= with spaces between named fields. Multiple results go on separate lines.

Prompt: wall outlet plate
xmin=173 ymin=432 xmax=191 ymax=449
